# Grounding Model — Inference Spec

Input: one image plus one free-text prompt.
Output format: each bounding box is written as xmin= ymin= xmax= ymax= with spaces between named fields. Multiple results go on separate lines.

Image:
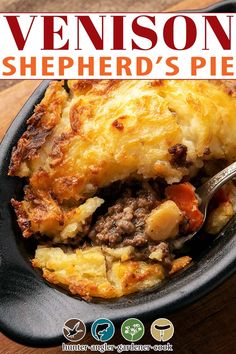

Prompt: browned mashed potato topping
xmin=9 ymin=79 xmax=236 ymax=300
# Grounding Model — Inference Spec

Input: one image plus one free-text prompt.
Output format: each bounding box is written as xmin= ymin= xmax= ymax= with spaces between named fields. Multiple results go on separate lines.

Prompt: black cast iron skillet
xmin=0 ymin=1 xmax=236 ymax=347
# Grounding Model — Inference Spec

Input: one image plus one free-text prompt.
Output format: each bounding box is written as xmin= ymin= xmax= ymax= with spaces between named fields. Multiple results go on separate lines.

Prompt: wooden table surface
xmin=0 ymin=0 xmax=235 ymax=353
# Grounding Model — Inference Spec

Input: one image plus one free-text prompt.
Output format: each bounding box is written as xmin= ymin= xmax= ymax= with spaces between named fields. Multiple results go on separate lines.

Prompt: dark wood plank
xmin=0 ymin=80 xmax=41 ymax=140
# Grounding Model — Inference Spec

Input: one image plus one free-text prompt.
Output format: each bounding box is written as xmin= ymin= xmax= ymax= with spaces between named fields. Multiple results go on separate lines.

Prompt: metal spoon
xmin=173 ymin=161 xmax=236 ymax=248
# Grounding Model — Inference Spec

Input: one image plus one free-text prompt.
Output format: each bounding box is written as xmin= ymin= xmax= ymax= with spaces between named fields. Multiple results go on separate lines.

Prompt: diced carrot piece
xmin=165 ymin=182 xmax=203 ymax=233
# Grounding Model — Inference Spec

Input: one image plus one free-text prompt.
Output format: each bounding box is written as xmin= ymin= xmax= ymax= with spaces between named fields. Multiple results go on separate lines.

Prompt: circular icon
xmin=121 ymin=318 xmax=145 ymax=342
xmin=150 ymin=318 xmax=174 ymax=342
xmin=62 ymin=318 xmax=86 ymax=342
xmin=91 ymin=318 xmax=115 ymax=342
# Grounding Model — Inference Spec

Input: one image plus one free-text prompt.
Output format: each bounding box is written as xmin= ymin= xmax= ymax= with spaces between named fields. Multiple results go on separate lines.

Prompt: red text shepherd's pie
xmin=9 ymin=79 xmax=236 ymax=300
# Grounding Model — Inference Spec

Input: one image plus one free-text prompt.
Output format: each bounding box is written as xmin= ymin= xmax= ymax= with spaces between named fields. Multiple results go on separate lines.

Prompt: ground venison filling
xmin=87 ymin=181 xmax=177 ymax=266
xmin=89 ymin=185 xmax=159 ymax=247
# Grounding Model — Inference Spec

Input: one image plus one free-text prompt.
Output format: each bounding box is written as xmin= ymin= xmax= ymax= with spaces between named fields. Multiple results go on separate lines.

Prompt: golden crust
xmin=11 ymin=187 xmax=63 ymax=238
xmin=169 ymin=256 xmax=192 ymax=275
xmin=206 ymin=201 xmax=233 ymax=234
xmin=211 ymin=80 xmax=236 ymax=97
xmin=33 ymin=246 xmax=165 ymax=300
xmin=9 ymin=81 xmax=68 ymax=177
xmin=9 ymin=79 xmax=236 ymax=203
xmin=12 ymin=186 xmax=104 ymax=242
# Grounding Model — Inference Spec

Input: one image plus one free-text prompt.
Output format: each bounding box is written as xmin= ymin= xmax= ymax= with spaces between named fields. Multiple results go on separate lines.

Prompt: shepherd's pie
xmin=9 ymin=79 xmax=236 ymax=299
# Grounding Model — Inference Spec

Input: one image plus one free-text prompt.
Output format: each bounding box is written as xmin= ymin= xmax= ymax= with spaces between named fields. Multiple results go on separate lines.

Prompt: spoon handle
xmin=197 ymin=161 xmax=236 ymax=207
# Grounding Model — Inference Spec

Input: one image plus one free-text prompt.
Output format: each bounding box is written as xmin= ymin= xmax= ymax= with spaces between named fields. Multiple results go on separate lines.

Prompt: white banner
xmin=0 ymin=13 xmax=234 ymax=79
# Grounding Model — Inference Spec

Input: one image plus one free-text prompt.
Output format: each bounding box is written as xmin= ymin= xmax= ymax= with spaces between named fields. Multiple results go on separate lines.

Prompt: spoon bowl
xmin=173 ymin=161 xmax=236 ymax=248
